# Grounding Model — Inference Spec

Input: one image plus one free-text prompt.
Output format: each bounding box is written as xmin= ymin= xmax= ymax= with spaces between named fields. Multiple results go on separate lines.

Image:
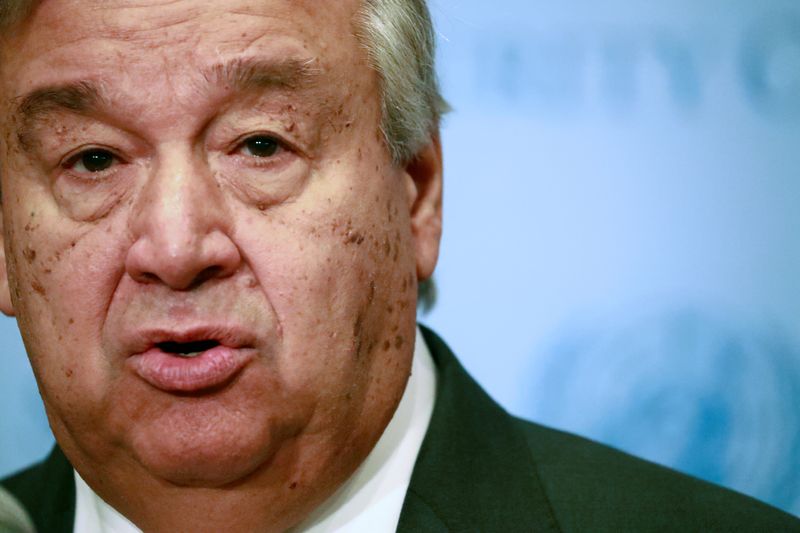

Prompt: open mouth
xmin=130 ymin=332 xmax=253 ymax=392
xmin=156 ymin=339 xmax=221 ymax=358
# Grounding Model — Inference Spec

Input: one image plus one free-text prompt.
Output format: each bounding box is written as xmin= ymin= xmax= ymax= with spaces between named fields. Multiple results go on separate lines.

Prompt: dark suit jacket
xmin=3 ymin=326 xmax=799 ymax=532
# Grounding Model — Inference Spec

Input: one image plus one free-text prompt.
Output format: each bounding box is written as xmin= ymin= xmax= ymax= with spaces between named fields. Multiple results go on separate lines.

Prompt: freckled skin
xmin=0 ymin=1 xmax=443 ymax=532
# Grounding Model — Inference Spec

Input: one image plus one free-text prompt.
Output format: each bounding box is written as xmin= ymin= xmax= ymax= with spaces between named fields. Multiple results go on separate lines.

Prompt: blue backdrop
xmin=2 ymin=0 xmax=799 ymax=517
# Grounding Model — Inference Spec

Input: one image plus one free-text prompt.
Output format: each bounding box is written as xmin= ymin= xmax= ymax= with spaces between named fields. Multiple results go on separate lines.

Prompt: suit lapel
xmin=397 ymin=326 xmax=560 ymax=532
xmin=2 ymin=445 xmax=75 ymax=533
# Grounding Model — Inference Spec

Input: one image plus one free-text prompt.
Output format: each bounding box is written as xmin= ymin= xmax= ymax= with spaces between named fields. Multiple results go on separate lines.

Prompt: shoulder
xmin=515 ymin=418 xmax=800 ymax=532
xmin=416 ymin=325 xmax=800 ymax=532
xmin=1 ymin=447 xmax=76 ymax=533
xmin=2 ymin=456 xmax=55 ymax=503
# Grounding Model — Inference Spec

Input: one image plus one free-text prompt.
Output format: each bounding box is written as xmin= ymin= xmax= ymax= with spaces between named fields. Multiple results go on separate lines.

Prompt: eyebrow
xmin=16 ymin=80 xmax=101 ymax=119
xmin=202 ymin=56 xmax=320 ymax=93
xmin=14 ymin=81 xmax=103 ymax=149
xmin=12 ymin=57 xmax=320 ymax=149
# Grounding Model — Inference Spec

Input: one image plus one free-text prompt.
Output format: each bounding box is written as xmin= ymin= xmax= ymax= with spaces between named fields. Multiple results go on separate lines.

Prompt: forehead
xmin=1 ymin=0 xmax=368 ymax=102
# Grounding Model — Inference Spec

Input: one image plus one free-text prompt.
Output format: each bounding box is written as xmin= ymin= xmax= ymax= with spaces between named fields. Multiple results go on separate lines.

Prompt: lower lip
xmin=128 ymin=345 xmax=252 ymax=393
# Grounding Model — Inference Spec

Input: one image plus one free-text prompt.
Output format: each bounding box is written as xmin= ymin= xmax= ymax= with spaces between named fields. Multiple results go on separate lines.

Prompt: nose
xmin=125 ymin=148 xmax=242 ymax=290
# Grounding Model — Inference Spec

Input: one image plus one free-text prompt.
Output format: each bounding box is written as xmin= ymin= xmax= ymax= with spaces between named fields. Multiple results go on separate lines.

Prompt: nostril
xmin=195 ymin=266 xmax=224 ymax=285
xmin=139 ymin=272 xmax=161 ymax=284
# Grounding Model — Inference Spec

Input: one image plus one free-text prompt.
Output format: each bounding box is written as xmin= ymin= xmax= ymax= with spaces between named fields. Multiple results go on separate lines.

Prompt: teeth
xmin=177 ymin=351 xmax=203 ymax=358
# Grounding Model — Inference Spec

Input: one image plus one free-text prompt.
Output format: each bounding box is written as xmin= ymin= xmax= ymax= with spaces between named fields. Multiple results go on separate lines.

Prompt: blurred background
xmin=2 ymin=0 xmax=799 ymax=517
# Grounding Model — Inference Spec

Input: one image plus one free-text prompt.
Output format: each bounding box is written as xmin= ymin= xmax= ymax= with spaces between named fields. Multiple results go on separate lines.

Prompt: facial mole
xmin=352 ymin=313 xmax=364 ymax=338
xmin=345 ymin=229 xmax=364 ymax=245
xmin=31 ymin=279 xmax=46 ymax=296
xmin=22 ymin=247 xmax=36 ymax=263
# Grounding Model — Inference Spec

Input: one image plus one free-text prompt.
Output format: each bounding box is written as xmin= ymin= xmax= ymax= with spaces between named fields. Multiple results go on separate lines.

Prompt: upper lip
xmin=124 ymin=325 xmax=257 ymax=355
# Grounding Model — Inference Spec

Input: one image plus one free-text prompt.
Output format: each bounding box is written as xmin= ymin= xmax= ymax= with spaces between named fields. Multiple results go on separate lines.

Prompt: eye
xmin=67 ymin=149 xmax=117 ymax=173
xmin=238 ymin=135 xmax=281 ymax=158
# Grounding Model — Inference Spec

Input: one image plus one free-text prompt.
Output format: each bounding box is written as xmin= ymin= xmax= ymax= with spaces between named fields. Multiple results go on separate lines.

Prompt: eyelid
xmin=229 ymin=133 xmax=279 ymax=153
xmin=59 ymin=145 xmax=124 ymax=178
xmin=60 ymin=145 xmax=124 ymax=169
xmin=227 ymin=129 xmax=310 ymax=160
xmin=237 ymin=135 xmax=281 ymax=157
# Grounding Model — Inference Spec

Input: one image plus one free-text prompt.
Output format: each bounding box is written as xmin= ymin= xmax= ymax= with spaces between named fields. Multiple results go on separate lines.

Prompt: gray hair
xmin=355 ymin=0 xmax=447 ymax=310
xmin=0 ymin=0 xmax=446 ymax=309
xmin=354 ymin=0 xmax=449 ymax=164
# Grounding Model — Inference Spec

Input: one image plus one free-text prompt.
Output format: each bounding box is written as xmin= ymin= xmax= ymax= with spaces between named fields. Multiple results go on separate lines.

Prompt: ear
xmin=0 ymin=209 xmax=14 ymax=317
xmin=403 ymin=133 xmax=443 ymax=281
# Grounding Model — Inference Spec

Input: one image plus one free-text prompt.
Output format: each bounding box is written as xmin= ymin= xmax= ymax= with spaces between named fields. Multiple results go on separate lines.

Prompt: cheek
xmin=7 ymin=203 xmax=127 ymax=409
xmin=238 ymin=211 xmax=372 ymax=344
xmin=236 ymin=174 xmax=417 ymax=379
xmin=53 ymin=176 xmax=133 ymax=222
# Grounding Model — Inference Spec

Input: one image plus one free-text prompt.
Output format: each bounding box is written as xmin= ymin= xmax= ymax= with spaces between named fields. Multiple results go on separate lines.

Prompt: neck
xmin=74 ymin=429 xmax=379 ymax=533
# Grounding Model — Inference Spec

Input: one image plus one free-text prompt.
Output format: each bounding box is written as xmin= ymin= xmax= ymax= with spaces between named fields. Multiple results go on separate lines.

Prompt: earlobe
xmin=0 ymin=212 xmax=15 ymax=317
xmin=404 ymin=133 xmax=444 ymax=281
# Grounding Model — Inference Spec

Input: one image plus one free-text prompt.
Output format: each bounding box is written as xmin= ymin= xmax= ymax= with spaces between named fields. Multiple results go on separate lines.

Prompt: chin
xmin=129 ymin=413 xmax=283 ymax=488
xmin=147 ymin=458 xmax=266 ymax=488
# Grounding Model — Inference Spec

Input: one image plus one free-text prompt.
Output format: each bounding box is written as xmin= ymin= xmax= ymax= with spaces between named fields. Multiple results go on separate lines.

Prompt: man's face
xmin=0 ymin=0 xmax=441 ymax=525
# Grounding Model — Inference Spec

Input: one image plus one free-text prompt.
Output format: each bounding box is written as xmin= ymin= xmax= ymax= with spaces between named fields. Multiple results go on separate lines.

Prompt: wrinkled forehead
xmin=6 ymin=0 xmax=362 ymax=36
xmin=0 ymin=0 xmax=369 ymax=101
